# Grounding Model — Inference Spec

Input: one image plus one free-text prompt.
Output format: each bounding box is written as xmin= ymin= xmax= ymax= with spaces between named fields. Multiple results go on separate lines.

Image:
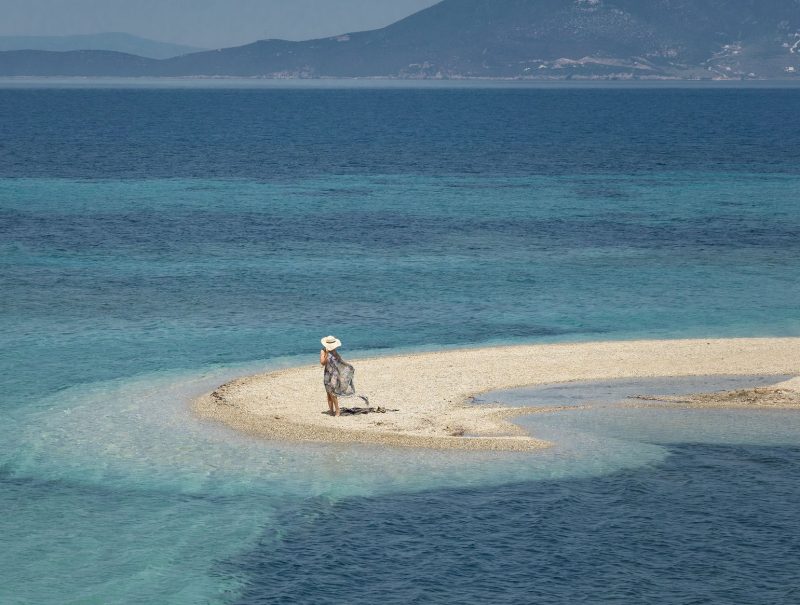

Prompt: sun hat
xmin=321 ymin=335 xmax=342 ymax=351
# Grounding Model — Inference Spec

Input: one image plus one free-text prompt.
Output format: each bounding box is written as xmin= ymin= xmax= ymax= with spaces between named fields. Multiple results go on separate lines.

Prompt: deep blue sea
xmin=1 ymin=84 xmax=800 ymax=604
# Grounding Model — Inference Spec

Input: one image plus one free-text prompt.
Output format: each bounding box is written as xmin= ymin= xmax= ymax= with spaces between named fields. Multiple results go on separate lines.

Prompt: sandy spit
xmin=193 ymin=338 xmax=800 ymax=452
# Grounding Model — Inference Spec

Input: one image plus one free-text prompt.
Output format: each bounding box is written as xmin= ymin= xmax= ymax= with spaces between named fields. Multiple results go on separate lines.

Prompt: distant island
xmin=2 ymin=0 xmax=799 ymax=79
xmin=0 ymin=33 xmax=204 ymax=60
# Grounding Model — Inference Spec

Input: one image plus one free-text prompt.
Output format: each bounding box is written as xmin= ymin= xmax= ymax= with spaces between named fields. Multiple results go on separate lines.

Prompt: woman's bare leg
xmin=326 ymin=393 xmax=335 ymax=415
xmin=332 ymin=394 xmax=340 ymax=417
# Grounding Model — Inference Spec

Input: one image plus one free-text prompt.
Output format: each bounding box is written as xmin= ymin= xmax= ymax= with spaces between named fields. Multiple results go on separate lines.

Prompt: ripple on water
xmin=227 ymin=442 xmax=800 ymax=605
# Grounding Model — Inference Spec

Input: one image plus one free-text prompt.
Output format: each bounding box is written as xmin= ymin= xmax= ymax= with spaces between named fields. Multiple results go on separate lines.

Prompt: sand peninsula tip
xmin=194 ymin=338 xmax=800 ymax=452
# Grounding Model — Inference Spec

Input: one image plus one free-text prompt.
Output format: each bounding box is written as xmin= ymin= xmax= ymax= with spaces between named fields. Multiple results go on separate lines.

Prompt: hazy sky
xmin=0 ymin=0 xmax=441 ymax=48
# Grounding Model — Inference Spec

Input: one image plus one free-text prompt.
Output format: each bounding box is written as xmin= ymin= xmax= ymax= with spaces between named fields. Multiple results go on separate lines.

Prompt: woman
xmin=320 ymin=335 xmax=352 ymax=416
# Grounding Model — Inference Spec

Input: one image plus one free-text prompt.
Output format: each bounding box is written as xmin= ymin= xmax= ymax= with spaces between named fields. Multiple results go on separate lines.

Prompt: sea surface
xmin=1 ymin=84 xmax=800 ymax=604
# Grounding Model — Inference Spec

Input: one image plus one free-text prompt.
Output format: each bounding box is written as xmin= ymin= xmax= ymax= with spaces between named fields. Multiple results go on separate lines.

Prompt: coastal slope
xmin=194 ymin=338 xmax=800 ymax=452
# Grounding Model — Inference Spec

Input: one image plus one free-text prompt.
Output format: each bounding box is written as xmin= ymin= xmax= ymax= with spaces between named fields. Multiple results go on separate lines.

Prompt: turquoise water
xmin=2 ymin=87 xmax=800 ymax=603
xmin=4 ymin=173 xmax=799 ymax=402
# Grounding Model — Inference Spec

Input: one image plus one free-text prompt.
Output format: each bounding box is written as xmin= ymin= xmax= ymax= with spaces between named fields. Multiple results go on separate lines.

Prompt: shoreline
xmin=193 ymin=338 xmax=800 ymax=452
xmin=5 ymin=77 xmax=800 ymax=90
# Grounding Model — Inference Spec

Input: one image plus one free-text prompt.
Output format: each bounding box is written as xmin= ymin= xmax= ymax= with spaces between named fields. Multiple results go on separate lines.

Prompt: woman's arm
xmin=320 ymin=349 xmax=328 ymax=366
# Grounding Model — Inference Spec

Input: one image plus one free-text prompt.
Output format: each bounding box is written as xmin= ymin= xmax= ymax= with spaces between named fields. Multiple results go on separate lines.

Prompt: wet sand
xmin=632 ymin=376 xmax=800 ymax=409
xmin=193 ymin=338 xmax=800 ymax=452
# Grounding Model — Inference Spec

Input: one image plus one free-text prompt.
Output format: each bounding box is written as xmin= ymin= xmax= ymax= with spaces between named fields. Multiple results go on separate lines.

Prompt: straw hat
xmin=320 ymin=335 xmax=342 ymax=351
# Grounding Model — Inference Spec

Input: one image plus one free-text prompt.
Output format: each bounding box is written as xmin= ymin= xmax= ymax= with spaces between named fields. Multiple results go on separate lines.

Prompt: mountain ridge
xmin=0 ymin=33 xmax=204 ymax=60
xmin=1 ymin=0 xmax=799 ymax=79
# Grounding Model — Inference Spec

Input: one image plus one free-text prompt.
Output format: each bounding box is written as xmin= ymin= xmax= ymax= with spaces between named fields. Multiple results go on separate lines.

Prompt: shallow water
xmin=494 ymin=375 xmax=800 ymax=448
xmin=477 ymin=374 xmax=793 ymax=408
xmin=2 ymin=87 xmax=800 ymax=603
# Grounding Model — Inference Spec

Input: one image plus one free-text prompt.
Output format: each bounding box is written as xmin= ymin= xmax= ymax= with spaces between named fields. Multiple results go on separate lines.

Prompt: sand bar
xmin=194 ymin=338 xmax=800 ymax=452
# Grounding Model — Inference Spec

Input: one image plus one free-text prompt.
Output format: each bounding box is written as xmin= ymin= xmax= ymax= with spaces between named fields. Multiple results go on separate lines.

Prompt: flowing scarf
xmin=326 ymin=353 xmax=369 ymax=404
